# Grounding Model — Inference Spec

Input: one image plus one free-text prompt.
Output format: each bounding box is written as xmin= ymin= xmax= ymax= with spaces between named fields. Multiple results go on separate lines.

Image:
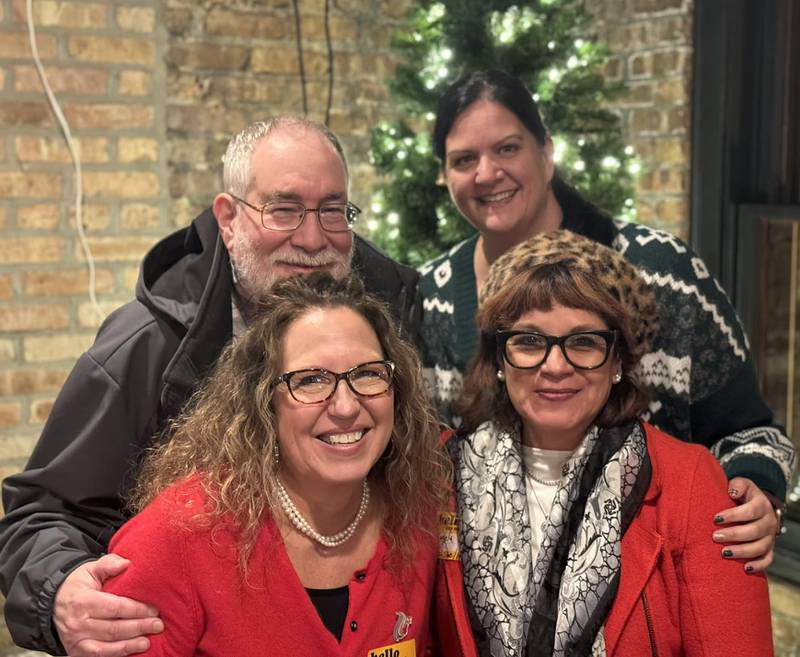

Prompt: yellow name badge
xmin=367 ymin=638 xmax=416 ymax=657
xmin=438 ymin=511 xmax=460 ymax=560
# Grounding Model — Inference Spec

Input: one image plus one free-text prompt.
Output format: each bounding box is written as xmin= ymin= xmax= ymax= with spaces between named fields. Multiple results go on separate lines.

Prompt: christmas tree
xmin=367 ymin=0 xmax=639 ymax=265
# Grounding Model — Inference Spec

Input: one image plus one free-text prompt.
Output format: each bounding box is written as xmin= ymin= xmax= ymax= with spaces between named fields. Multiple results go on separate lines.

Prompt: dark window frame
xmin=691 ymin=0 xmax=800 ymax=582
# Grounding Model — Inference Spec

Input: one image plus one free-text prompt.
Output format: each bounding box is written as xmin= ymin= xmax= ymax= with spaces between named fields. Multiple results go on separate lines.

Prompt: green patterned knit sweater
xmin=418 ymin=221 xmax=796 ymax=499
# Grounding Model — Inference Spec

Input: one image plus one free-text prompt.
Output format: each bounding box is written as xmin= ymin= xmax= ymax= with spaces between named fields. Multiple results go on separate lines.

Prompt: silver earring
xmin=496 ymin=370 xmax=505 ymax=381
xmin=273 ymin=441 xmax=280 ymax=463
xmin=612 ymin=371 xmax=622 ymax=384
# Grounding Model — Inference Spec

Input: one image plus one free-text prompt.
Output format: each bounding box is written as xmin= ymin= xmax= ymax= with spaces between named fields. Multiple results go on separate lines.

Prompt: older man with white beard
xmin=0 ymin=117 xmax=420 ymax=657
xmin=218 ymin=119 xmax=355 ymax=306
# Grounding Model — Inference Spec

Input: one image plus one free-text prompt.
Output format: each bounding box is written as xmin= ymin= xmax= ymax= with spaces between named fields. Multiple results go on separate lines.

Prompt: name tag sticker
xmin=438 ymin=511 xmax=459 ymax=560
xmin=367 ymin=638 xmax=416 ymax=657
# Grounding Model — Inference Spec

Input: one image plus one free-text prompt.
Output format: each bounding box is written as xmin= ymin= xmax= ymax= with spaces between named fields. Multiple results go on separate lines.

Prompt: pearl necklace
xmin=529 ymin=472 xmax=560 ymax=487
xmin=276 ymin=479 xmax=370 ymax=548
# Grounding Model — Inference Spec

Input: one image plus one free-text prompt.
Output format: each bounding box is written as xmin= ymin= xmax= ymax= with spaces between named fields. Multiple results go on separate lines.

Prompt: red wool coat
xmin=434 ymin=423 xmax=774 ymax=657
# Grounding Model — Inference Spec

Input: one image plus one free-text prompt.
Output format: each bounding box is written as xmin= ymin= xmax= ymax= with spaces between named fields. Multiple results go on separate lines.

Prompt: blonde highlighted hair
xmin=130 ymin=273 xmax=449 ymax=569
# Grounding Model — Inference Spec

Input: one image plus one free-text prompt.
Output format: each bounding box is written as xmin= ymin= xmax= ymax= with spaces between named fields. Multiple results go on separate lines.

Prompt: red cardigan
xmin=104 ymin=478 xmax=437 ymax=657
xmin=434 ymin=423 xmax=774 ymax=657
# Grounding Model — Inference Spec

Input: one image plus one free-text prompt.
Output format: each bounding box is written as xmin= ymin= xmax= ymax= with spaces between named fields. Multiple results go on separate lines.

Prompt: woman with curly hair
xmin=103 ymin=273 xmax=450 ymax=657
xmin=434 ymin=231 xmax=773 ymax=657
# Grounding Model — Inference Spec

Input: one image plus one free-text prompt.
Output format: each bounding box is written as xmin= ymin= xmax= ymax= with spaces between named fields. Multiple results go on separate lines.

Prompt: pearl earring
xmin=612 ymin=371 xmax=622 ymax=384
xmin=497 ymin=370 xmax=505 ymax=381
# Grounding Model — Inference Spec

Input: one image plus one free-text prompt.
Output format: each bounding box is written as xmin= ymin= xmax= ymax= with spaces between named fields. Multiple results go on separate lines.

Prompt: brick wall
xmin=585 ymin=0 xmax=692 ymax=238
xmin=0 ymin=0 xmax=703 ymax=654
xmin=0 ymin=0 xmax=164 ymax=492
xmin=164 ymin=0 xmax=412 ymax=227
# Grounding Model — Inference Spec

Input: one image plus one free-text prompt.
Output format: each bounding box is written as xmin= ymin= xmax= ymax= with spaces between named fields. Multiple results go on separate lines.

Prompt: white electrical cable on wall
xmin=26 ymin=0 xmax=103 ymax=321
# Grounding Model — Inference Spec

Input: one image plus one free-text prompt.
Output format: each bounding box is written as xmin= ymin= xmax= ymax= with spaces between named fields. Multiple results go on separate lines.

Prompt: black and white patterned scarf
xmin=451 ymin=419 xmax=651 ymax=657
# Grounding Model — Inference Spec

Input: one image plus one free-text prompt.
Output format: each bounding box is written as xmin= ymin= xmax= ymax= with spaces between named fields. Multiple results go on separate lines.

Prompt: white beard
xmin=230 ymin=230 xmax=352 ymax=302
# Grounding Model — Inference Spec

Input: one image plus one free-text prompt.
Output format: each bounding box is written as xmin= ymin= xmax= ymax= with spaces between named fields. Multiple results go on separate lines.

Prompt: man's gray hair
xmin=222 ymin=117 xmax=349 ymax=197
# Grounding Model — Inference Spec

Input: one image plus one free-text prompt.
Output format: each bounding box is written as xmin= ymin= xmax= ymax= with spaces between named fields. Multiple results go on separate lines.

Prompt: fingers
xmin=55 ymin=590 xmax=160 ymax=642
xmin=89 ymin=553 xmax=132 ymax=581
xmin=87 ymin=591 xmax=160 ymax=620
xmin=718 ymin=534 xmax=774 ymax=561
xmin=714 ymin=477 xmax=779 ymax=573
xmin=54 ymin=560 xmax=162 ymax=657
xmin=57 ymin=573 xmax=159 ymax=622
xmin=712 ymin=510 xmax=777 ymax=565
xmin=713 ymin=502 xmax=775 ymax=528
xmin=717 ymin=537 xmax=774 ymax=574
xmin=712 ymin=535 xmax=775 ymax=573
xmin=726 ymin=476 xmax=753 ymax=502
xmin=713 ymin=482 xmax=776 ymax=573
xmin=712 ymin=513 xmax=778 ymax=544
xmin=82 ymin=616 xmax=165 ymax=641
xmin=56 ymin=594 xmax=164 ymax=657
xmin=742 ymin=551 xmax=775 ymax=574
xmin=714 ymin=486 xmax=775 ymax=528
xmin=69 ymin=636 xmax=152 ymax=657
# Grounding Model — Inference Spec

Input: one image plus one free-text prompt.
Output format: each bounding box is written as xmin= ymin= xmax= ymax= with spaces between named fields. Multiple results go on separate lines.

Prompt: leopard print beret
xmin=479 ymin=230 xmax=659 ymax=357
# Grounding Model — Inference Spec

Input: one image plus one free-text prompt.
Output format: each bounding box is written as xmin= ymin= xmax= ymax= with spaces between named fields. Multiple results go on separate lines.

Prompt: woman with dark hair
xmin=434 ymin=231 xmax=773 ymax=657
xmin=419 ymin=69 xmax=794 ymax=573
xmin=103 ymin=273 xmax=451 ymax=656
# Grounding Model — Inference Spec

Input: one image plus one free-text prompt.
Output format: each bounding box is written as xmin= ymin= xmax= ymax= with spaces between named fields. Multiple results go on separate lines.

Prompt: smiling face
xmin=502 ymin=303 xmax=619 ymax=451
xmin=443 ymin=99 xmax=559 ymax=245
xmin=215 ymin=127 xmax=353 ymax=300
xmin=273 ymin=306 xmax=394 ymax=495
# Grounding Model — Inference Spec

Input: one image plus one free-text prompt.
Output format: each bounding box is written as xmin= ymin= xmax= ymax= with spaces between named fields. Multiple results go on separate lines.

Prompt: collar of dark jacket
xmin=351 ymin=233 xmax=422 ymax=341
xmin=137 ymin=208 xmax=234 ymax=419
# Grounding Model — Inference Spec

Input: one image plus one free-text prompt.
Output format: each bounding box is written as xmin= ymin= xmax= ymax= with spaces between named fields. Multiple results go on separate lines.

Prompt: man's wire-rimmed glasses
xmin=497 ymin=330 xmax=619 ymax=370
xmin=273 ymin=360 xmax=395 ymax=404
xmin=230 ymin=194 xmax=360 ymax=233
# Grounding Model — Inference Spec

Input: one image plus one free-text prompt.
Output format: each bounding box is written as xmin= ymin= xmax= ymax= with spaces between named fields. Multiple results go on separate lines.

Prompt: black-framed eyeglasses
xmin=497 ymin=330 xmax=618 ymax=370
xmin=273 ymin=360 xmax=395 ymax=404
xmin=230 ymin=194 xmax=360 ymax=233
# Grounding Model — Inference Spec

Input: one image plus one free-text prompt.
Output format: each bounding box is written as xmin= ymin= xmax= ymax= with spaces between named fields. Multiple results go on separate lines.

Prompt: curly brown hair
xmin=458 ymin=257 xmax=656 ymax=435
xmin=130 ymin=273 xmax=450 ymax=569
